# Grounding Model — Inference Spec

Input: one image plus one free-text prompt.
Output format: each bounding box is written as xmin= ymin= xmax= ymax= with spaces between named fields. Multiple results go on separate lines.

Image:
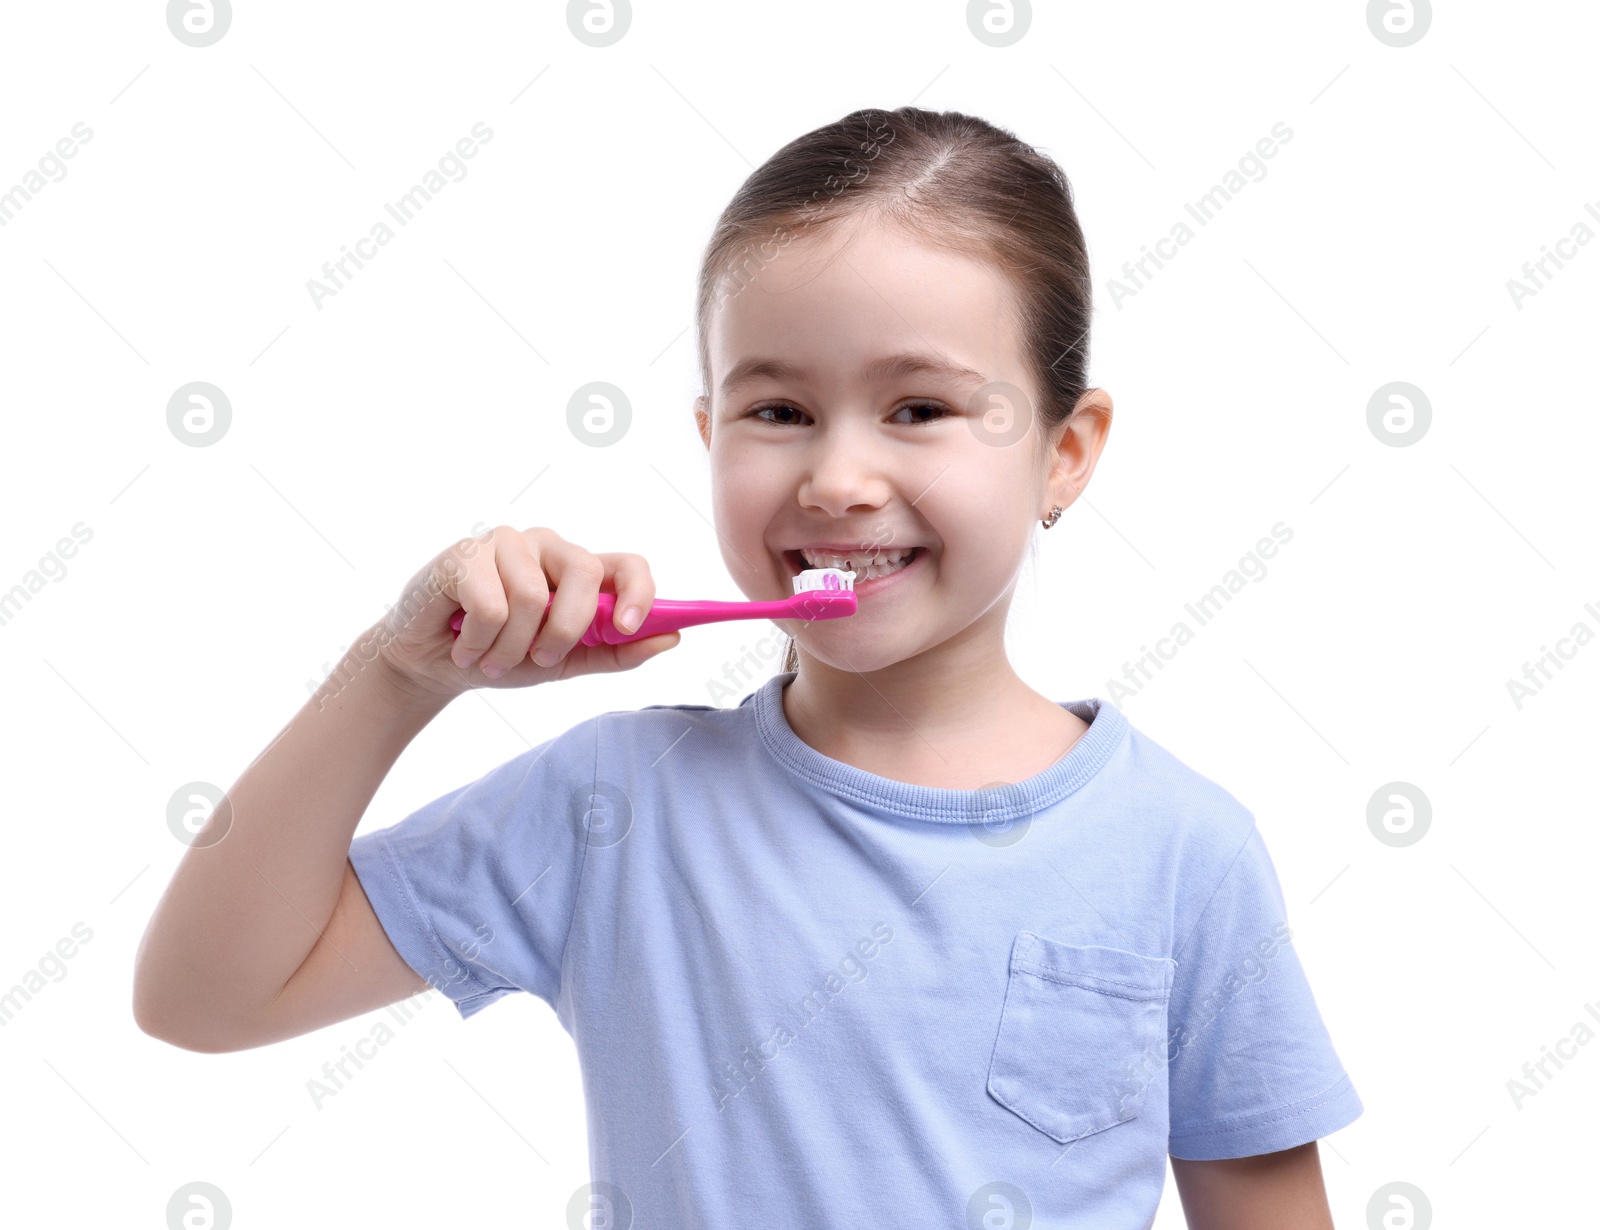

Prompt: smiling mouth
xmin=780 ymin=547 xmax=921 ymax=585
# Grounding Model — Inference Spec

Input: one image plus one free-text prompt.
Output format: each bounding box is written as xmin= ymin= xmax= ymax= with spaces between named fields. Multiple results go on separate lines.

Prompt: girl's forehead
xmin=708 ymin=230 xmax=1025 ymax=389
xmin=750 ymin=212 xmax=998 ymax=293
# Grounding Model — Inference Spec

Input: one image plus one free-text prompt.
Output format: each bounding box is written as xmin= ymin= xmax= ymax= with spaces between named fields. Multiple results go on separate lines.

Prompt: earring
xmin=1041 ymin=505 xmax=1063 ymax=529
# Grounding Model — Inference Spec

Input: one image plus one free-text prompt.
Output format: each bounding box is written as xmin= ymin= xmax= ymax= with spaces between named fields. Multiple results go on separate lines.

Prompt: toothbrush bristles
xmin=793 ymin=566 xmax=856 ymax=595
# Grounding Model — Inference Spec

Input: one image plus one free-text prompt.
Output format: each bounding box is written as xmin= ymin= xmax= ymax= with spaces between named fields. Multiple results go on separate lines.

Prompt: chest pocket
xmin=986 ymin=932 xmax=1176 ymax=1144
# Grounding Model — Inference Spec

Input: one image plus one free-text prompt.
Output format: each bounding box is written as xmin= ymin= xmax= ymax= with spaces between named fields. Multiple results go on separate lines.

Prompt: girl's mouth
xmin=783 ymin=546 xmax=925 ymax=591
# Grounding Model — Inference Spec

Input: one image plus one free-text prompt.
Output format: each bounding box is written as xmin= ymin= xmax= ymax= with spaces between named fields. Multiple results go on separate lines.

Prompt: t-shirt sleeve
xmin=347 ymin=715 xmax=600 ymax=1021
xmin=1166 ymin=824 xmax=1362 ymax=1159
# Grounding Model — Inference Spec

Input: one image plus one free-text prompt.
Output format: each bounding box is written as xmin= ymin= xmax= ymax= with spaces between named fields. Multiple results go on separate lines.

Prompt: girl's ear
xmin=695 ymin=395 xmax=712 ymax=450
xmin=1046 ymin=388 xmax=1114 ymax=510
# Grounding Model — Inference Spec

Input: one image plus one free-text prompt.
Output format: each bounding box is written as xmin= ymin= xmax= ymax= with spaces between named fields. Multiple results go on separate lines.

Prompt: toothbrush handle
xmin=607 ymin=594 xmax=852 ymax=645
xmin=447 ymin=591 xmax=854 ymax=649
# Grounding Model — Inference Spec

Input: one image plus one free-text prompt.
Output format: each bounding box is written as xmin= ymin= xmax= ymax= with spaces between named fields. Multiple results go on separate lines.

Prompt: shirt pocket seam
xmin=1007 ymin=961 xmax=1171 ymax=1001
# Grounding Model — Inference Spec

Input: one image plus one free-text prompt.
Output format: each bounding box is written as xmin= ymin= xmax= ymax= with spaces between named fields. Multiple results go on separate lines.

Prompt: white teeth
xmin=793 ymin=567 xmax=856 ymax=594
xmin=799 ymin=546 xmax=917 ymax=573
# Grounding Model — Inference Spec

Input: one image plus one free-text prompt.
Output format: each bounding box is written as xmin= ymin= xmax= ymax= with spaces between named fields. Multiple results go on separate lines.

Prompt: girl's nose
xmin=796 ymin=438 xmax=895 ymax=518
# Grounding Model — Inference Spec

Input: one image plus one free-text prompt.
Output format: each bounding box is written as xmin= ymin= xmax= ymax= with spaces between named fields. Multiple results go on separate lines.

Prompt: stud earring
xmin=1041 ymin=505 xmax=1063 ymax=529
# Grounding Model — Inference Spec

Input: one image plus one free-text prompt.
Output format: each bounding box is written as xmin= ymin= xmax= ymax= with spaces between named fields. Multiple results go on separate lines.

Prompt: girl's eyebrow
xmin=720 ymin=351 xmax=987 ymax=398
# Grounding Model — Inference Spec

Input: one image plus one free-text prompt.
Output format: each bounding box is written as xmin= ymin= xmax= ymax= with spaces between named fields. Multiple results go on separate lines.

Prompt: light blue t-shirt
xmin=349 ymin=671 xmax=1361 ymax=1227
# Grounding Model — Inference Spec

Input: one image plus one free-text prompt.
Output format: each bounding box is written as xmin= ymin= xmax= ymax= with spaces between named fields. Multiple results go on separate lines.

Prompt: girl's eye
xmin=892 ymin=401 xmax=947 ymax=426
xmin=750 ymin=402 xmax=811 ymax=426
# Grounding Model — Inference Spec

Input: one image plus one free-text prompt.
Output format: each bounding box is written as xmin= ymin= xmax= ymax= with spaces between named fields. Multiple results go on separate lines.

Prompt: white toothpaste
xmin=793 ymin=567 xmax=857 ymax=594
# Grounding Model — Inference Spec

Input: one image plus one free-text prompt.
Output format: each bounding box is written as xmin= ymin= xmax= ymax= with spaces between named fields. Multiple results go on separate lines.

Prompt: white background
xmin=1 ymin=1 xmax=1594 ymax=1226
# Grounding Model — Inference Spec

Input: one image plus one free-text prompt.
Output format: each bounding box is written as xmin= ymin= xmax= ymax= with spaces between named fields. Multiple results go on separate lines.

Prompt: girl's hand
xmin=373 ymin=525 xmax=679 ymax=704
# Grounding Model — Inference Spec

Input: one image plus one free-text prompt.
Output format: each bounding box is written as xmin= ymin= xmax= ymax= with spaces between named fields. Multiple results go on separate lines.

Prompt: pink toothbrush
xmin=448 ymin=566 xmax=858 ymax=648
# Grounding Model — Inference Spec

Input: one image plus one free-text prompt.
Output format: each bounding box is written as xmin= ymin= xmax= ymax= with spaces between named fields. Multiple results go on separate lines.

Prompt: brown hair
xmin=695 ymin=106 xmax=1093 ymax=676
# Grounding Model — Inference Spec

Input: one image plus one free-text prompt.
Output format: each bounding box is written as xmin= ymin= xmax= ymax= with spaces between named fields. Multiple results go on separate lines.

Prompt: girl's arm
xmin=132 ymin=638 xmax=447 ymax=1052
xmin=132 ymin=526 xmax=678 ymax=1052
xmin=1170 ymin=1143 xmax=1335 ymax=1230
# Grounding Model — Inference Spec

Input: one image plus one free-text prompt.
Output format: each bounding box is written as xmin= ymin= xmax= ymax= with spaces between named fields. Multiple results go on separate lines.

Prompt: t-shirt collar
xmin=744 ymin=671 xmax=1128 ymax=823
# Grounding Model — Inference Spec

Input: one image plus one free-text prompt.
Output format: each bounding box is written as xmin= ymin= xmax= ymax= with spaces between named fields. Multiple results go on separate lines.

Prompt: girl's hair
xmin=695 ymin=106 xmax=1093 ymax=675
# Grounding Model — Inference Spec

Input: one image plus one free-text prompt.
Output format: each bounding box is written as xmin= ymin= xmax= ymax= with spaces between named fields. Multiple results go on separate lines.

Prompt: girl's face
xmin=696 ymin=210 xmax=1064 ymax=675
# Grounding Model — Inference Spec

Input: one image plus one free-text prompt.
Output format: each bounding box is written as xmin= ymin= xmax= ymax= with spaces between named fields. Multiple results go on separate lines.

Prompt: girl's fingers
xmin=474 ymin=533 xmax=552 ymax=678
xmin=525 ymin=538 xmax=606 ymax=667
xmin=598 ymin=553 xmax=658 ymax=636
xmin=436 ymin=526 xmax=677 ymax=688
xmin=448 ymin=548 xmax=510 ymax=670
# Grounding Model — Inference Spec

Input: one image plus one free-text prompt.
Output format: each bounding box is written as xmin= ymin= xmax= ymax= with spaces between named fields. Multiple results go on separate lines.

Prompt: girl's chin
xmin=783 ymin=628 xmax=929 ymax=671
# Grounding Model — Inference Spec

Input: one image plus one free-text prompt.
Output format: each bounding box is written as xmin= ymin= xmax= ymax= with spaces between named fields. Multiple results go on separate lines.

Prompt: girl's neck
xmin=779 ymin=655 xmax=1089 ymax=791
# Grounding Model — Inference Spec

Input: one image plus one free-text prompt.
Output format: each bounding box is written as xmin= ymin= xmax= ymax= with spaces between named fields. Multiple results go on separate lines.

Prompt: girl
xmin=135 ymin=107 xmax=1360 ymax=1228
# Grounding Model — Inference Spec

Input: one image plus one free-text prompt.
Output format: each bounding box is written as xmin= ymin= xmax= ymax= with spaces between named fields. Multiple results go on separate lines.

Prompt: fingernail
xmin=454 ymin=650 xmax=478 ymax=670
xmin=481 ymin=661 xmax=506 ymax=679
xmin=533 ymin=648 xmax=559 ymax=667
xmin=618 ymin=606 xmax=642 ymax=632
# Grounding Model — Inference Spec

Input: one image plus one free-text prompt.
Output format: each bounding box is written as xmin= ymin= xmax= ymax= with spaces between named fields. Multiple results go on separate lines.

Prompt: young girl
xmin=135 ymin=107 xmax=1360 ymax=1228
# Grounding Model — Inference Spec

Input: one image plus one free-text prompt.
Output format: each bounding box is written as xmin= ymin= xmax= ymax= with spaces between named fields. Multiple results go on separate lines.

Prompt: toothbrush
xmin=448 ymin=566 xmax=858 ymax=649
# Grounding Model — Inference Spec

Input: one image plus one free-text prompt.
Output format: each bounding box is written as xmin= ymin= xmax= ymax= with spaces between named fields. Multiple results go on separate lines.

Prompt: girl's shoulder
xmin=589 ymin=697 xmax=753 ymax=745
xmin=1115 ymin=719 xmax=1261 ymax=860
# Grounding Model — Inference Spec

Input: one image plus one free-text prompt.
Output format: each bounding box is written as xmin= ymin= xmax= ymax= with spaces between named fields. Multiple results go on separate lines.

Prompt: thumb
xmin=610 ymin=630 xmax=681 ymax=671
